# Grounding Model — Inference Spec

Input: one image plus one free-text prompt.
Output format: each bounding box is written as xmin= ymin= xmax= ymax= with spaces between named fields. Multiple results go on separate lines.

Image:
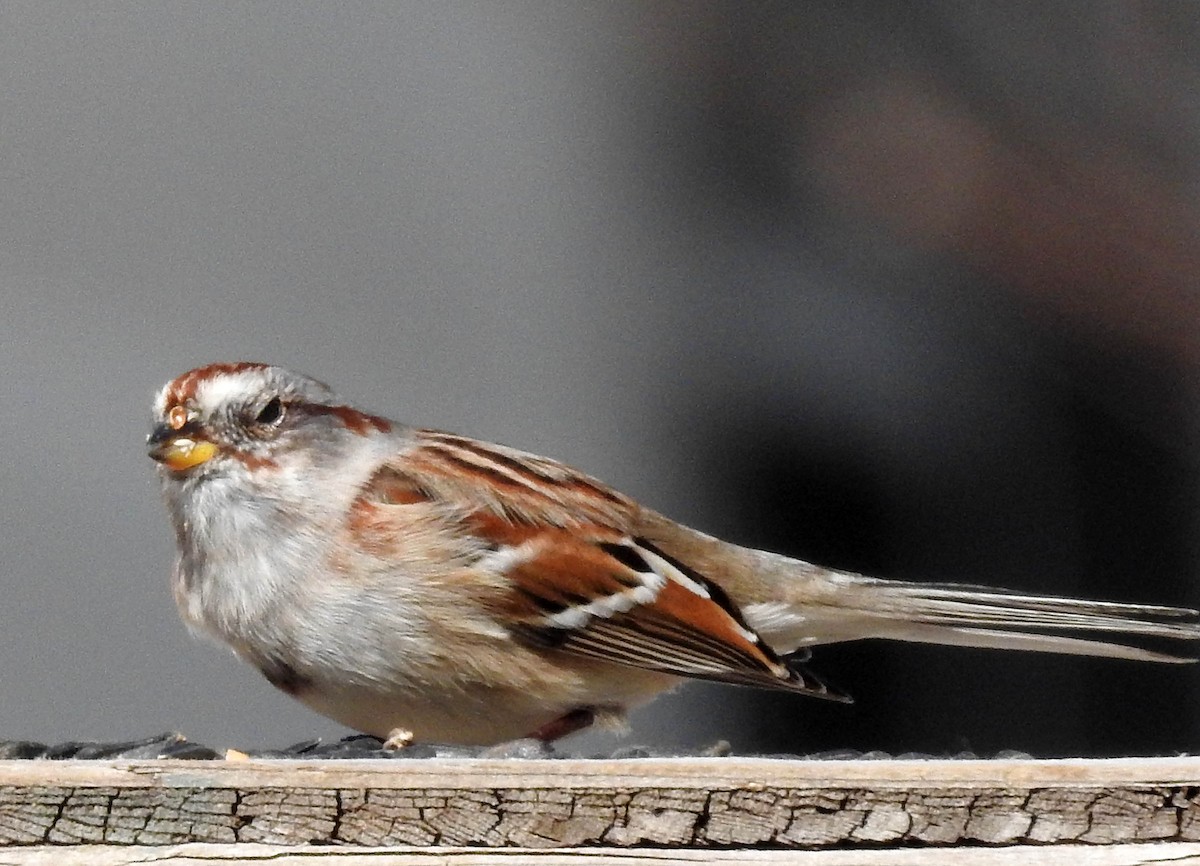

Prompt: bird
xmin=148 ymin=362 xmax=1200 ymax=746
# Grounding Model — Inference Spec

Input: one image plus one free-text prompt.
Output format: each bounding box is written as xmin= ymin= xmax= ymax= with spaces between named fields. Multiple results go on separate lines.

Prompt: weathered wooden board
xmin=0 ymin=757 xmax=1198 ymax=851
xmin=4 ymin=841 xmax=1200 ymax=865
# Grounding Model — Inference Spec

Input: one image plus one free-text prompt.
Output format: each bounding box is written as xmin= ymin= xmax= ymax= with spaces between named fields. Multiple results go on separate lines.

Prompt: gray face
xmin=147 ymin=363 xmax=349 ymax=481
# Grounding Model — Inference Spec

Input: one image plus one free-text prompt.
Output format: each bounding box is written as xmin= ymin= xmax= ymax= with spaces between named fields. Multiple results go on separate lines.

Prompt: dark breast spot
xmin=258 ymin=659 xmax=312 ymax=696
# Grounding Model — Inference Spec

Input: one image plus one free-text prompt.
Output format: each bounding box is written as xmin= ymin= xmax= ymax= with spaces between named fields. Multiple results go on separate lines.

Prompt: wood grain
xmin=4 ymin=842 xmax=1200 ymax=865
xmin=0 ymin=757 xmax=1198 ymax=852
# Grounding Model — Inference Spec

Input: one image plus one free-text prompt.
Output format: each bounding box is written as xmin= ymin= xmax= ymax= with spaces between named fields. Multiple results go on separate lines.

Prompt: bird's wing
xmin=347 ymin=429 xmax=848 ymax=700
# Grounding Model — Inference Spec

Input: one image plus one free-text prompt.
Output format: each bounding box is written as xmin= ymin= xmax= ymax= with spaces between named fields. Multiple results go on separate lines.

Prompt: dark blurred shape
xmin=616 ymin=1 xmax=1200 ymax=755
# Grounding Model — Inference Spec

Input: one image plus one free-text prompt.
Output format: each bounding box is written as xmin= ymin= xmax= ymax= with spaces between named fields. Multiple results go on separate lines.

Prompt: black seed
xmin=0 ymin=741 xmax=46 ymax=759
xmin=259 ymin=659 xmax=311 ymax=696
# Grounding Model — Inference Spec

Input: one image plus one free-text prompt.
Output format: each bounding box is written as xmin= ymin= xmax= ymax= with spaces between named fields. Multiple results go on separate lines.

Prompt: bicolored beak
xmin=147 ymin=422 xmax=219 ymax=472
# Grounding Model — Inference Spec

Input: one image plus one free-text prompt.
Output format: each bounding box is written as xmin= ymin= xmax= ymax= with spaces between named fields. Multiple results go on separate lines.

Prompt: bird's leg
xmin=528 ymin=707 xmax=596 ymax=742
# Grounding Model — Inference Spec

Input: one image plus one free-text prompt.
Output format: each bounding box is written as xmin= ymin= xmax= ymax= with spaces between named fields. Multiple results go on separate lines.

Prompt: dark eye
xmin=254 ymin=396 xmax=284 ymax=426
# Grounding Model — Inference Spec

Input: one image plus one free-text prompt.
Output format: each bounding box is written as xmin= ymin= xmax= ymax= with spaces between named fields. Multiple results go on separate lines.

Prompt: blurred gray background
xmin=3 ymin=1 xmax=1200 ymax=757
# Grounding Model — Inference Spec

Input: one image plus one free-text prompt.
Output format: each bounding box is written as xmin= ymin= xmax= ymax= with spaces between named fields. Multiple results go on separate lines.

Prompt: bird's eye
xmin=254 ymin=397 xmax=284 ymax=426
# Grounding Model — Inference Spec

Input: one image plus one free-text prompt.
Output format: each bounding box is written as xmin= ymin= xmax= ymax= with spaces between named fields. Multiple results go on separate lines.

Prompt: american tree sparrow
xmin=148 ymin=363 xmax=1200 ymax=745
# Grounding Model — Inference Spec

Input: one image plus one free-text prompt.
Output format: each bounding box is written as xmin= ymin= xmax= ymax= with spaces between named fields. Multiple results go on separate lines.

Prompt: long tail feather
xmin=875 ymin=579 xmax=1196 ymax=633
xmin=868 ymin=623 xmax=1194 ymax=663
xmin=847 ymin=579 xmax=1200 ymax=660
xmin=756 ymin=574 xmax=1200 ymax=661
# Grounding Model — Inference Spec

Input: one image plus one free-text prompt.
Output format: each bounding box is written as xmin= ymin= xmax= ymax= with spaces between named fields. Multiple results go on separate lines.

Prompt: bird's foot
xmin=382 ymin=728 xmax=415 ymax=751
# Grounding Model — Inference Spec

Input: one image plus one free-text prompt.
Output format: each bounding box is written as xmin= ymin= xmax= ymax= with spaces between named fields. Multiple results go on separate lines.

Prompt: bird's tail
xmin=757 ymin=570 xmax=1200 ymax=663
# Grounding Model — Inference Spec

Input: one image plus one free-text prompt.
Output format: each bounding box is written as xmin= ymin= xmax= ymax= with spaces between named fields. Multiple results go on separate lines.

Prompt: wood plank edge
xmin=0 ymin=756 xmax=1198 ymax=790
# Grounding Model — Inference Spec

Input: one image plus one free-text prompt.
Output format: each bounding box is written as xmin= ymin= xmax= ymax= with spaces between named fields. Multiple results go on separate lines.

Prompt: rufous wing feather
xmin=361 ymin=432 xmax=849 ymax=701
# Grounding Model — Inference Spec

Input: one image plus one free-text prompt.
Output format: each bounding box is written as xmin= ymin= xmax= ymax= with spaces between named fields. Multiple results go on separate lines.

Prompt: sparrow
xmin=148 ymin=362 xmax=1200 ymax=746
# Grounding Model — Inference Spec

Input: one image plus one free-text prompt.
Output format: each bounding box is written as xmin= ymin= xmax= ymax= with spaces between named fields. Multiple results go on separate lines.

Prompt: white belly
xmin=292 ymin=662 xmax=679 ymax=745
